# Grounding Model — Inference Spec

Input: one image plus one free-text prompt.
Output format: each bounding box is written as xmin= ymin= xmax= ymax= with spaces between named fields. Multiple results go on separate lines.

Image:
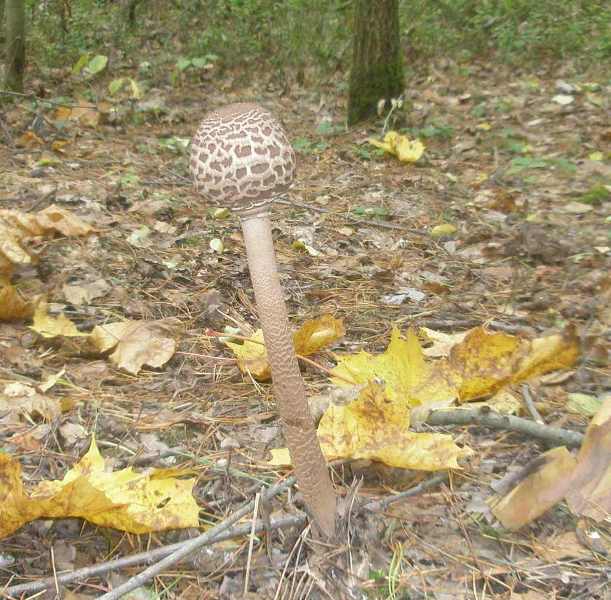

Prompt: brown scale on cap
xmin=190 ymin=103 xmax=296 ymax=211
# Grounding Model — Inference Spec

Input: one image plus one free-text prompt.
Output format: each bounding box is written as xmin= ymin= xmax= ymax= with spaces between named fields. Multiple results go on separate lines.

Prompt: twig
xmin=2 ymin=513 xmax=304 ymax=599
xmin=96 ymin=477 xmax=297 ymax=600
xmin=363 ymin=473 xmax=449 ymax=512
xmin=243 ymin=492 xmax=260 ymax=595
xmin=414 ymin=317 xmax=534 ymax=335
xmin=0 ymin=89 xmax=102 ymax=111
xmin=426 ymin=408 xmax=583 ymax=448
xmin=521 ymin=384 xmax=544 ymax=424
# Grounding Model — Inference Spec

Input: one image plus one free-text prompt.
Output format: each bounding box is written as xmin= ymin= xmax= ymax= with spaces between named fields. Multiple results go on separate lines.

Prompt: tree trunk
xmin=4 ymin=0 xmax=25 ymax=93
xmin=348 ymin=0 xmax=403 ymax=125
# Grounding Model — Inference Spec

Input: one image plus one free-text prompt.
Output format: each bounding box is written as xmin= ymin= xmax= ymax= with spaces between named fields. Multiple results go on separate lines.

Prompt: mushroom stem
xmin=238 ymin=207 xmax=337 ymax=539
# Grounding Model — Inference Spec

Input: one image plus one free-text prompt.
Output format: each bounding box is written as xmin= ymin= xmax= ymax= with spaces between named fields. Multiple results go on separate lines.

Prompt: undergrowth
xmin=24 ymin=0 xmax=611 ymax=77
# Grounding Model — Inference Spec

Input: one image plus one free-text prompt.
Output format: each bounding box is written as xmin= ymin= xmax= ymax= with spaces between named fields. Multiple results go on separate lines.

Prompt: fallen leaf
xmin=318 ymin=382 xmax=472 ymax=470
xmin=30 ymin=302 xmax=87 ymax=338
xmin=0 ymin=438 xmax=199 ymax=538
xmin=226 ymin=315 xmax=345 ymax=381
xmin=489 ymin=447 xmax=577 ymax=530
xmin=331 ymin=328 xmax=459 ymax=408
xmin=90 ymin=319 xmax=179 ymax=375
xmin=565 ymin=395 xmax=611 ymax=521
xmin=0 ymin=282 xmax=34 ymax=320
xmin=450 ymin=326 xmax=580 ymax=401
xmin=369 ymin=131 xmax=425 ymax=163
xmin=0 ymin=382 xmax=62 ymax=422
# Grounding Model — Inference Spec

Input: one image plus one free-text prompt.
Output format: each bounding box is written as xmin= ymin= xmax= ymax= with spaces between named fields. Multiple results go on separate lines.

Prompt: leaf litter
xmin=0 ymin=54 xmax=609 ymax=599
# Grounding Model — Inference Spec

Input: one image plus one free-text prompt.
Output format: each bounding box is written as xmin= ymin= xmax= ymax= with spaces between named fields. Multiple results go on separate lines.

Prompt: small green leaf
xmin=191 ymin=57 xmax=210 ymax=69
xmin=176 ymin=57 xmax=192 ymax=71
xmin=72 ymin=54 xmax=90 ymax=75
xmin=109 ymin=78 xmax=126 ymax=95
xmin=431 ymin=224 xmax=457 ymax=238
xmin=567 ymin=393 xmax=602 ymax=417
xmin=86 ymin=55 xmax=108 ymax=76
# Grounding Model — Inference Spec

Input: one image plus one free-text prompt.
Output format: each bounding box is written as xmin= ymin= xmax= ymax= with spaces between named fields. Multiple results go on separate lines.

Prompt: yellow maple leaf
xmin=0 ymin=438 xmax=199 ymax=538
xmin=331 ymin=327 xmax=458 ymax=408
xmin=450 ymin=326 xmax=580 ymax=401
xmin=318 ymin=382 xmax=471 ymax=470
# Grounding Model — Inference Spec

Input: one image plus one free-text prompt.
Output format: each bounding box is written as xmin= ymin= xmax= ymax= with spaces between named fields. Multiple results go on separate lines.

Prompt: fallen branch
xmin=426 ymin=408 xmax=583 ymax=448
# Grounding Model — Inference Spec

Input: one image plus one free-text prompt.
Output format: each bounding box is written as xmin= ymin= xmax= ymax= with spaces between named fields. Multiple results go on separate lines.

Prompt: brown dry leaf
xmin=54 ymin=101 xmax=100 ymax=128
xmin=0 ymin=438 xmax=199 ymax=538
xmin=490 ymin=397 xmax=610 ymax=529
xmin=226 ymin=314 xmax=345 ymax=381
xmin=36 ymin=205 xmax=93 ymax=237
xmin=489 ymin=447 xmax=577 ymax=530
xmin=565 ymin=394 xmax=611 ymax=521
xmin=0 ymin=282 xmax=34 ymax=320
xmin=62 ymin=278 xmax=110 ymax=305
xmin=90 ymin=319 xmax=179 ymax=374
xmin=318 ymin=382 xmax=472 ymax=471
xmin=15 ymin=131 xmax=45 ymax=148
xmin=0 ymin=382 xmax=62 ymax=422
xmin=0 ymin=205 xmax=92 ymax=274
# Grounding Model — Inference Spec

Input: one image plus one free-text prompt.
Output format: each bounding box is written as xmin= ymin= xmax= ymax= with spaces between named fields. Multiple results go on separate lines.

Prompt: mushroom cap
xmin=190 ymin=103 xmax=296 ymax=210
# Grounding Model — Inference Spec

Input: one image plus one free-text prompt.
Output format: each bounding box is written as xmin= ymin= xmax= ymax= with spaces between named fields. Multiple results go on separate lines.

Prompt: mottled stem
xmin=238 ymin=206 xmax=337 ymax=538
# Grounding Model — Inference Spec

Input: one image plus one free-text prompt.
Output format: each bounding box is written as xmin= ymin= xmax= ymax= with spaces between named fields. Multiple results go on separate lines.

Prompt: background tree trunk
xmin=347 ymin=0 xmax=403 ymax=125
xmin=0 ymin=0 xmax=6 ymax=50
xmin=4 ymin=0 xmax=25 ymax=92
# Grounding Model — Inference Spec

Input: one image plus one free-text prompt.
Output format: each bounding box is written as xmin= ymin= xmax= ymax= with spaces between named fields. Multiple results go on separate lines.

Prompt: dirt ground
xmin=0 ymin=57 xmax=609 ymax=599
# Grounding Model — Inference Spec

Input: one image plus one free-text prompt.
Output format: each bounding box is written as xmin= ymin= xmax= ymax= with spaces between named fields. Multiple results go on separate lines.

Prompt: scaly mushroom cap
xmin=190 ymin=103 xmax=296 ymax=211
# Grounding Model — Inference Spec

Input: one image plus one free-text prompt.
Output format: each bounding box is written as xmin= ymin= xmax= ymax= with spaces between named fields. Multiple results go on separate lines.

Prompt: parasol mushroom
xmin=190 ymin=103 xmax=337 ymax=538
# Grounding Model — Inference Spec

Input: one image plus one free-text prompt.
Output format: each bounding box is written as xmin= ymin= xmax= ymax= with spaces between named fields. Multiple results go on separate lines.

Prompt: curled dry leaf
xmin=0 ymin=282 xmax=34 ymax=321
xmin=0 ymin=438 xmax=199 ymax=538
xmin=0 ymin=382 xmax=62 ymax=424
xmin=490 ymin=395 xmax=611 ymax=529
xmin=0 ymin=205 xmax=92 ymax=274
xmin=449 ymin=325 xmax=580 ymax=401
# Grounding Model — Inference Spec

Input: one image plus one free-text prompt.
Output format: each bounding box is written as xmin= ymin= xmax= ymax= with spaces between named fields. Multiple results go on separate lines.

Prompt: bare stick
xmin=521 ymin=384 xmax=544 ymax=424
xmin=363 ymin=473 xmax=449 ymax=512
xmin=426 ymin=408 xmax=583 ymax=448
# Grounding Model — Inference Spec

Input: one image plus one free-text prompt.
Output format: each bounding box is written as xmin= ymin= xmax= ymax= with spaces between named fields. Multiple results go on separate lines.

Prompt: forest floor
xmin=0 ymin=56 xmax=609 ymax=600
